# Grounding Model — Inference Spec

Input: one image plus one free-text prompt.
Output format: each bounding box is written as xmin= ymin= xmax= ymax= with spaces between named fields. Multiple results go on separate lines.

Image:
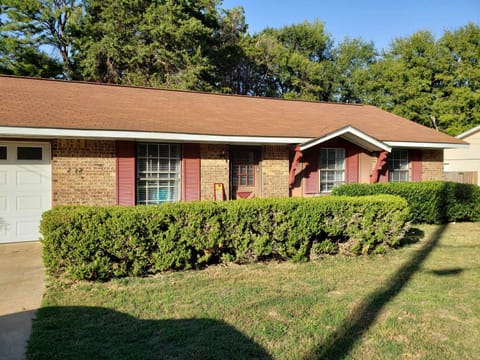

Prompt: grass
xmin=27 ymin=223 xmax=480 ymax=359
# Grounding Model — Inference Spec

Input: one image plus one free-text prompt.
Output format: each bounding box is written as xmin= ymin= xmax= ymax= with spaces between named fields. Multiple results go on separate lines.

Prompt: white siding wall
xmin=444 ymin=129 xmax=480 ymax=185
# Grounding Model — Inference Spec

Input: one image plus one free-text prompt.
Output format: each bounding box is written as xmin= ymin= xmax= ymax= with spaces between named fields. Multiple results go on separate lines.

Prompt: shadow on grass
xmin=304 ymin=224 xmax=448 ymax=360
xmin=397 ymin=227 xmax=425 ymax=247
xmin=26 ymin=306 xmax=272 ymax=360
xmin=427 ymin=268 xmax=464 ymax=276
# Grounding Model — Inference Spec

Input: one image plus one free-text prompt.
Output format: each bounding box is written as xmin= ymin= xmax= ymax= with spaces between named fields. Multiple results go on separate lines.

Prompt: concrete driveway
xmin=0 ymin=242 xmax=45 ymax=360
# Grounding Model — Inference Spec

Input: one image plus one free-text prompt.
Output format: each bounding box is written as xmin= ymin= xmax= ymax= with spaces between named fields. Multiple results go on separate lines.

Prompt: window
xmin=319 ymin=148 xmax=345 ymax=193
xmin=388 ymin=150 xmax=409 ymax=182
xmin=136 ymin=143 xmax=181 ymax=204
xmin=0 ymin=146 xmax=6 ymax=160
xmin=232 ymin=151 xmax=256 ymax=186
xmin=17 ymin=146 xmax=42 ymax=160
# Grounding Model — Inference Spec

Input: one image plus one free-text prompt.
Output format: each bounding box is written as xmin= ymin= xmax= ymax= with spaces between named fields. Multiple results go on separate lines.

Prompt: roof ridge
xmin=0 ymin=74 xmax=365 ymax=107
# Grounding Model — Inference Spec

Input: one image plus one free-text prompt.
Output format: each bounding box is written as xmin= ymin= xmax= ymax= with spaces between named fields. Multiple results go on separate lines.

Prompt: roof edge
xmin=385 ymin=141 xmax=469 ymax=149
xmin=0 ymin=126 xmax=311 ymax=145
xmin=456 ymin=125 xmax=480 ymax=139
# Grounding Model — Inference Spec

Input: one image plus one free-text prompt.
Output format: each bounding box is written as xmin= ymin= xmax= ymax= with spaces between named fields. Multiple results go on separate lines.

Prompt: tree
xmin=362 ymin=31 xmax=440 ymax=127
xmin=332 ymin=37 xmax=377 ymax=103
xmin=251 ymin=20 xmax=336 ymax=100
xmin=190 ymin=5 xmax=272 ymax=96
xmin=0 ymin=0 xmax=83 ymax=78
xmin=433 ymin=23 xmax=480 ymax=134
xmin=360 ymin=25 xmax=480 ymax=135
xmin=0 ymin=37 xmax=62 ymax=77
xmin=76 ymin=0 xmax=222 ymax=90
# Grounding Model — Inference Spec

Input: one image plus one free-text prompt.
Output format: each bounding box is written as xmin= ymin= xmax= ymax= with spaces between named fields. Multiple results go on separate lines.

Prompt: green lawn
xmin=28 ymin=223 xmax=480 ymax=359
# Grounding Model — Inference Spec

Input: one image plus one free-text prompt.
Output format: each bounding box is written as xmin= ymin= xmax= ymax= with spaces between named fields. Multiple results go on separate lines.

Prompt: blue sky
xmin=221 ymin=0 xmax=480 ymax=50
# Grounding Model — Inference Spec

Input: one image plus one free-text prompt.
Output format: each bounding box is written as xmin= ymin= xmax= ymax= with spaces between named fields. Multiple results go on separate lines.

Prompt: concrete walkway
xmin=0 ymin=242 xmax=45 ymax=360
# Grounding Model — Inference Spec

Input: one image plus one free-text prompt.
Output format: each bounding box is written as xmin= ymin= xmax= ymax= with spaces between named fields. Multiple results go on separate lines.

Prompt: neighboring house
xmin=444 ymin=125 xmax=480 ymax=185
xmin=0 ymin=76 xmax=467 ymax=243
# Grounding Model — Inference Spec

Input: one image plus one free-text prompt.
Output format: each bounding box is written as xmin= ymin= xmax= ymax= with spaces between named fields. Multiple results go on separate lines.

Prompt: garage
xmin=0 ymin=142 xmax=51 ymax=243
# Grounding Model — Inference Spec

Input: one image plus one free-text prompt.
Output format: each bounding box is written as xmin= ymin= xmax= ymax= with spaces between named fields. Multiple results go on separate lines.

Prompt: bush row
xmin=41 ymin=195 xmax=409 ymax=281
xmin=332 ymin=181 xmax=480 ymax=224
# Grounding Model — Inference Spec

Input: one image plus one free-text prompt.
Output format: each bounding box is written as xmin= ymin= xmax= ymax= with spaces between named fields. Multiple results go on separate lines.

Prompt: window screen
xmin=388 ymin=150 xmax=409 ymax=182
xmin=319 ymin=148 xmax=345 ymax=193
xmin=136 ymin=143 xmax=181 ymax=204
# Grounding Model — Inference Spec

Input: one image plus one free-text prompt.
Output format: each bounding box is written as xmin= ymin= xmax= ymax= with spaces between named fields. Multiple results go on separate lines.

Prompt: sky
xmin=221 ymin=0 xmax=480 ymax=50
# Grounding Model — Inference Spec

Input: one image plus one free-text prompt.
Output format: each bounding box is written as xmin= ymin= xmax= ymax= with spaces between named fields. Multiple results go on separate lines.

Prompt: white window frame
xmin=388 ymin=149 xmax=409 ymax=182
xmin=136 ymin=143 xmax=181 ymax=204
xmin=319 ymin=148 xmax=345 ymax=193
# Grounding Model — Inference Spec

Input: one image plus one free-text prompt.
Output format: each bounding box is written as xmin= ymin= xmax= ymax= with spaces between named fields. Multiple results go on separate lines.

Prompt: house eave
xmin=385 ymin=141 xmax=469 ymax=149
xmin=0 ymin=126 xmax=311 ymax=145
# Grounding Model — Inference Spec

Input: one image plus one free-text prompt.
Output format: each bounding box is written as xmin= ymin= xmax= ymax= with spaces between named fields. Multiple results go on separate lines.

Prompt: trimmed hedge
xmin=332 ymin=181 xmax=480 ymax=224
xmin=41 ymin=195 xmax=409 ymax=281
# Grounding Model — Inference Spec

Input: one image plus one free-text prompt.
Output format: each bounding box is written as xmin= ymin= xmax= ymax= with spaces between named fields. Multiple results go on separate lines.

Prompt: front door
xmin=230 ymin=147 xmax=261 ymax=199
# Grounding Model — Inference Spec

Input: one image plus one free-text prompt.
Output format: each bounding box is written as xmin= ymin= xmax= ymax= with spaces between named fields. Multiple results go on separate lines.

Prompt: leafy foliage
xmin=41 ymin=196 xmax=409 ymax=281
xmin=332 ymin=181 xmax=480 ymax=224
xmin=75 ymin=0 xmax=220 ymax=88
xmin=361 ymin=24 xmax=480 ymax=135
xmin=0 ymin=0 xmax=82 ymax=78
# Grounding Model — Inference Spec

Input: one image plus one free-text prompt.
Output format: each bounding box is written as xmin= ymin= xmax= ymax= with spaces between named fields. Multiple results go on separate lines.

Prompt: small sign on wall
xmin=214 ymin=183 xmax=225 ymax=201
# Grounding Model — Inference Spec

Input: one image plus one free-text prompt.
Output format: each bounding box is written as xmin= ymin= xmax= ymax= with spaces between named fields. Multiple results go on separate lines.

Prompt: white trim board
xmin=0 ymin=126 xmax=467 ymax=149
xmin=0 ymin=127 xmax=310 ymax=145
xmin=384 ymin=141 xmax=468 ymax=149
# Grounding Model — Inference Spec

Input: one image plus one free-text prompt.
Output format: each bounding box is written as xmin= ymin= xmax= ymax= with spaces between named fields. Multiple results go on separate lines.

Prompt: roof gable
xmin=298 ymin=126 xmax=391 ymax=152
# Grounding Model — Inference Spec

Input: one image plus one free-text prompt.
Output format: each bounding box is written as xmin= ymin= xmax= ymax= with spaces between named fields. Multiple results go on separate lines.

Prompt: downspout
xmin=370 ymin=150 xmax=389 ymax=183
xmin=289 ymin=146 xmax=303 ymax=188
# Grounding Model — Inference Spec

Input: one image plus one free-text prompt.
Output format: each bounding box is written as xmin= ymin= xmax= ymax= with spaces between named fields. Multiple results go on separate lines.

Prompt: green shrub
xmin=41 ymin=195 xmax=409 ymax=281
xmin=332 ymin=181 xmax=480 ymax=224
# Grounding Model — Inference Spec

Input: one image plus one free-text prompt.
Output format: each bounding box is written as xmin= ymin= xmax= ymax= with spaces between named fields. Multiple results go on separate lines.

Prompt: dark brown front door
xmin=230 ymin=147 xmax=260 ymax=199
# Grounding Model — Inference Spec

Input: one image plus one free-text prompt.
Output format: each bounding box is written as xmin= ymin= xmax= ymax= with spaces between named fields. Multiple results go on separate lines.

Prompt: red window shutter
xmin=116 ymin=141 xmax=136 ymax=205
xmin=182 ymin=144 xmax=201 ymax=201
xmin=410 ymin=149 xmax=422 ymax=182
xmin=304 ymin=151 xmax=319 ymax=194
xmin=345 ymin=145 xmax=359 ymax=183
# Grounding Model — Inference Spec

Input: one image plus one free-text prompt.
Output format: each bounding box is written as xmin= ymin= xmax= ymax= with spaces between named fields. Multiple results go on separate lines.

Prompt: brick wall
xmin=52 ymin=139 xmax=116 ymax=206
xmin=262 ymin=145 xmax=290 ymax=197
xmin=200 ymin=144 xmax=229 ymax=200
xmin=422 ymin=149 xmax=444 ymax=181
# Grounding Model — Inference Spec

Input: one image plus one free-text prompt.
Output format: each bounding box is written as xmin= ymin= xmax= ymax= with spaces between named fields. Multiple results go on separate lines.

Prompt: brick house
xmin=0 ymin=76 xmax=466 ymax=243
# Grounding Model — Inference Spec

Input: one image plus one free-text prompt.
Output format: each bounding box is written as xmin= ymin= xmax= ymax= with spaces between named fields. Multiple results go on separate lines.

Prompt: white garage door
xmin=0 ymin=142 xmax=51 ymax=243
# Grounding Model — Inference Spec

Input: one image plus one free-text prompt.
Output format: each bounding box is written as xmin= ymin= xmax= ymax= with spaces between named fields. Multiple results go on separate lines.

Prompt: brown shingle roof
xmin=0 ymin=75 xmax=465 ymax=145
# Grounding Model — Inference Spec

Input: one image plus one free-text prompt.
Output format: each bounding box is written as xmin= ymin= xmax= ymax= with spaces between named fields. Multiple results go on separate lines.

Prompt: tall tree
xmin=361 ymin=25 xmax=480 ymax=135
xmin=252 ymin=20 xmax=336 ymax=100
xmin=76 ymin=0 xmax=222 ymax=90
xmin=0 ymin=0 xmax=83 ymax=78
xmin=432 ymin=23 xmax=480 ymax=134
xmin=332 ymin=37 xmax=377 ymax=103
xmin=204 ymin=6 xmax=254 ymax=94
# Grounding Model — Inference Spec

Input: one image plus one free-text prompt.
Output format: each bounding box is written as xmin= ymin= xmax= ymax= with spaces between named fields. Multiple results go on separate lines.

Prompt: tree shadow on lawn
xmin=26 ymin=306 xmax=272 ymax=360
xmin=397 ymin=227 xmax=425 ymax=247
xmin=303 ymin=224 xmax=448 ymax=360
